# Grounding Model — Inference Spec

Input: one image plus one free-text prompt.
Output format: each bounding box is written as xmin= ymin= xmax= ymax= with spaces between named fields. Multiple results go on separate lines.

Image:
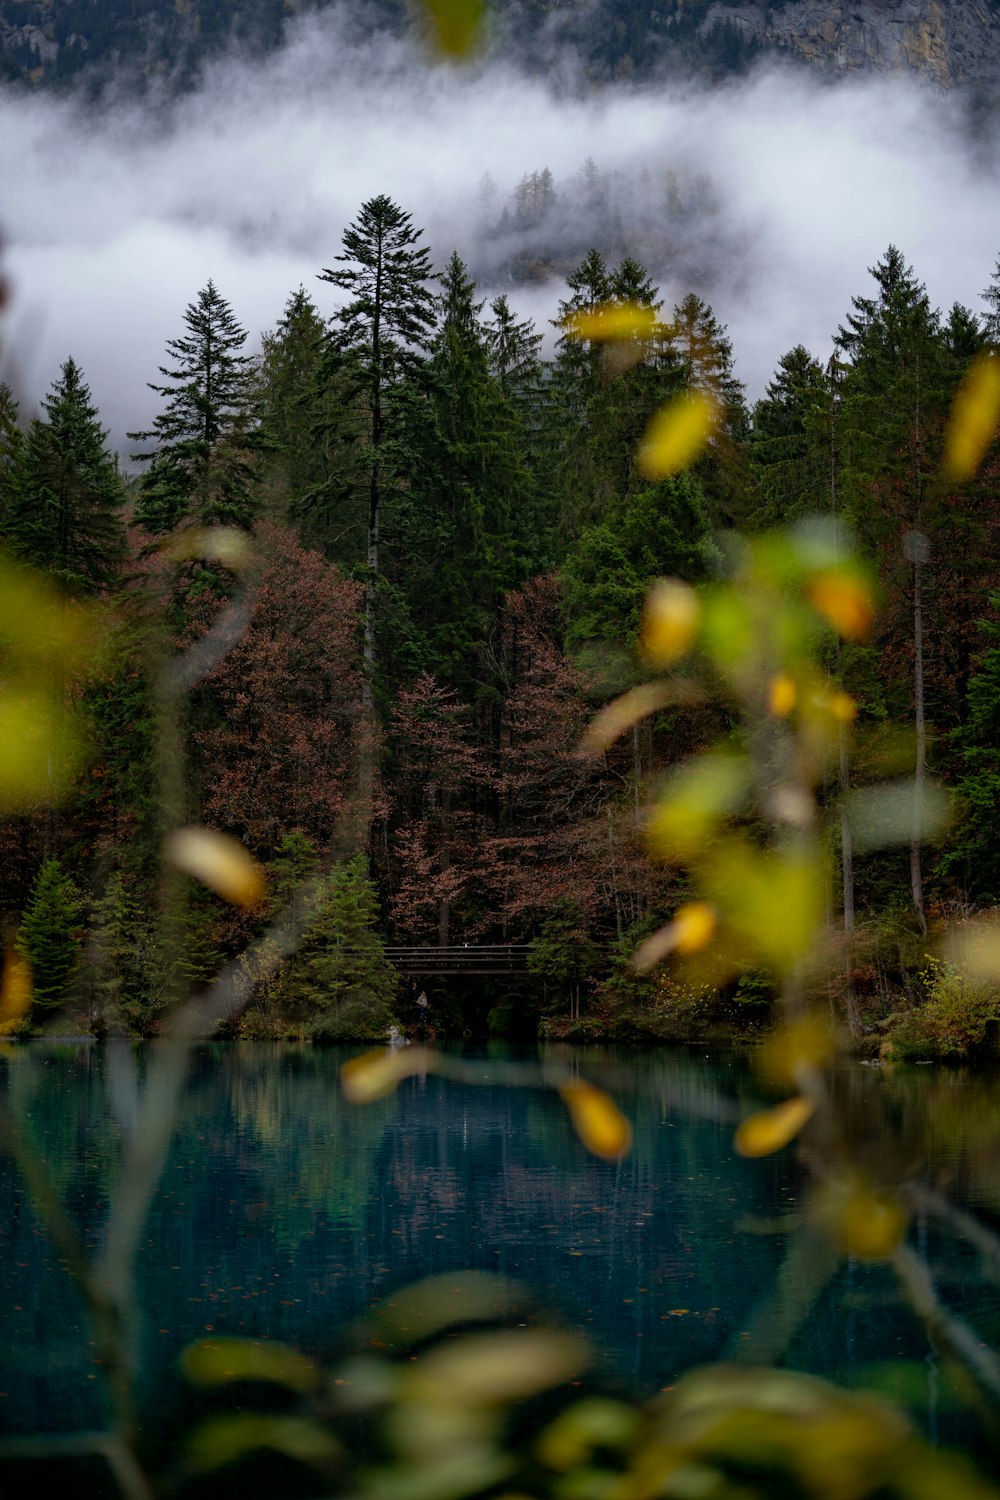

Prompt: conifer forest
xmin=2 ymin=193 xmax=1000 ymax=1048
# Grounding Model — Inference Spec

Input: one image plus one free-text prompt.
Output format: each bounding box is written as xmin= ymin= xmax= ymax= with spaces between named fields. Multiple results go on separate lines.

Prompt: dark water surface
xmin=3 ymin=1042 xmax=1000 ymax=1442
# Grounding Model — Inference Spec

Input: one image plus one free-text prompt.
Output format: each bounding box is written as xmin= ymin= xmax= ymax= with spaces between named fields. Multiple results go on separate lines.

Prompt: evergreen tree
xmin=299 ymin=855 xmax=399 ymax=1040
xmin=398 ymin=253 xmax=533 ymax=694
xmin=256 ymin=287 xmax=361 ymax=558
xmin=89 ymin=871 xmax=161 ymax=1035
xmin=0 ymin=380 xmax=22 ymax=528
xmin=750 ymin=345 xmax=831 ymax=528
xmin=318 ymin=196 xmax=436 ymax=711
xmin=982 ymin=254 xmax=1000 ymax=347
xmin=3 ymin=358 xmax=125 ymax=594
xmin=560 ymin=472 xmax=715 ymax=653
xmin=130 ymin=280 xmax=257 ymax=532
xmin=946 ymin=595 xmax=1000 ymax=902
xmin=17 ymin=857 xmax=82 ymax=1011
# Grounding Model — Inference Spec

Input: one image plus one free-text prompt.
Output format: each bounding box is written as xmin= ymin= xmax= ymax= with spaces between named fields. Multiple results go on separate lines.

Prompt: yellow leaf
xmin=637 ymin=390 xmax=720 ymax=479
xmin=734 ymin=1095 xmax=814 ymax=1158
xmin=640 ymin=578 xmax=700 ymax=667
xmin=632 ymin=904 xmax=718 ymax=975
xmin=768 ymin=673 xmax=797 ymax=717
xmin=0 ymin=951 xmax=31 ymax=1024
xmin=164 ymin=827 xmax=267 ymax=908
xmin=564 ymin=301 xmax=662 ymax=343
xmin=181 ymin=1337 xmax=320 ymax=1393
xmin=701 ymin=843 xmax=824 ymax=974
xmin=558 ymin=1080 xmax=632 ymax=1160
xmin=944 ymin=350 xmax=1000 ymax=481
xmin=408 ymin=1328 xmax=589 ymax=1407
xmin=0 ymin=689 xmax=83 ymax=811
xmin=756 ymin=1016 xmax=833 ymax=1090
xmin=646 ymin=753 xmax=749 ymax=863
xmin=186 ymin=1413 xmax=340 ymax=1474
xmin=418 ymin=0 xmax=484 ymax=56
xmin=814 ymin=1178 xmax=908 ymax=1261
xmin=807 ymin=570 xmax=874 ymax=642
xmin=828 ymin=690 xmax=857 ymax=724
xmin=583 ymin=682 xmax=692 ymax=755
xmin=340 ymin=1046 xmax=433 ymax=1104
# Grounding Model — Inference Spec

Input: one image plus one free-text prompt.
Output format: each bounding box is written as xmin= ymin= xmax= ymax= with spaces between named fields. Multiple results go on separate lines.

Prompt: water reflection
xmin=1 ymin=1043 xmax=999 ymax=1440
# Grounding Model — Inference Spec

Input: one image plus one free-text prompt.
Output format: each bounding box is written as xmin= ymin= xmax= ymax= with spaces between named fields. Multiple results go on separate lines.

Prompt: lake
xmin=2 ymin=1041 xmax=1000 ymax=1451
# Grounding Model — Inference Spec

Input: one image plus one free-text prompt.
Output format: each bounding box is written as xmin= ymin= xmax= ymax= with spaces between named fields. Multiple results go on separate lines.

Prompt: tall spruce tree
xmin=130 ymin=280 xmax=257 ymax=532
xmin=318 ymin=196 xmax=436 ymax=712
xmin=750 ymin=345 xmax=831 ymax=528
xmin=3 ymin=358 xmax=125 ymax=594
xmin=835 ymin=246 xmax=947 ymax=933
xmin=17 ymin=856 xmax=82 ymax=1011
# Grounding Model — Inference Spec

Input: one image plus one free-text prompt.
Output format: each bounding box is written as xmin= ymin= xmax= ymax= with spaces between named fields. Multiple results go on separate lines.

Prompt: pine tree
xmin=318 ymin=196 xmax=436 ymax=712
xmin=130 ymin=280 xmax=257 ymax=532
xmin=17 ymin=857 xmax=82 ymax=1011
xmin=3 ymin=358 xmax=125 ymax=594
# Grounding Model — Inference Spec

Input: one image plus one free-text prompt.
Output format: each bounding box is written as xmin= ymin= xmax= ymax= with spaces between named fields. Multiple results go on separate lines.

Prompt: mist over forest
xmin=2 ymin=3 xmax=999 ymax=455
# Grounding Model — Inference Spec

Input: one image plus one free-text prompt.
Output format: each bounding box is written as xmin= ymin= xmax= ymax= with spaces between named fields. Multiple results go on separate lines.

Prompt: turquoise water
xmin=2 ymin=1042 xmax=999 ymax=1446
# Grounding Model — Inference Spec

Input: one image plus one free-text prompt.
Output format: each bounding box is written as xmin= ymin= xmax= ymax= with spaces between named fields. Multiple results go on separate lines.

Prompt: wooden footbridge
xmin=384 ymin=945 xmax=532 ymax=976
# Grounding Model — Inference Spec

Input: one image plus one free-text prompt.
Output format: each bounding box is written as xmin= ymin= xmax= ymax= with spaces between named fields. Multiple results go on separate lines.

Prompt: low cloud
xmin=2 ymin=7 xmax=999 ymax=457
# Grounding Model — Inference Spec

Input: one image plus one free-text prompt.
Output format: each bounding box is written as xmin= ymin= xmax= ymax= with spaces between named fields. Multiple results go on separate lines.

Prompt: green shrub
xmin=884 ymin=958 xmax=1000 ymax=1061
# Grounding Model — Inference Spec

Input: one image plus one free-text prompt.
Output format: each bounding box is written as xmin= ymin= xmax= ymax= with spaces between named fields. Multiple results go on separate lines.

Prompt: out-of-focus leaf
xmin=944 ymin=916 xmax=1000 ymax=980
xmin=0 ymin=951 xmax=31 ymax=1025
xmin=181 ymin=1336 xmax=320 ymax=1393
xmin=827 ymin=690 xmax=857 ymax=724
xmin=812 ymin=1178 xmax=908 ymax=1262
xmin=944 ymin=351 xmax=1000 ymax=482
xmin=646 ymin=753 xmax=750 ymax=862
xmin=768 ymin=673 xmax=797 ymax=717
xmin=806 ymin=568 xmax=875 ymax=642
xmin=640 ymin=579 xmax=701 ymax=667
xmin=341 ymin=1046 xmax=433 ymax=1104
xmin=702 ymin=843 xmax=824 ymax=974
xmin=161 ymin=525 xmax=255 ymax=572
xmin=637 ymin=390 xmax=719 ymax=479
xmin=0 ymin=689 xmax=83 ymax=810
xmin=185 ymin=1413 xmax=339 ymax=1474
xmin=632 ymin=903 xmax=719 ymax=975
xmin=558 ymin=1080 xmax=633 ymax=1159
xmin=418 ymin=0 xmax=485 ymax=56
xmin=0 ymin=558 xmax=95 ymax=670
xmin=364 ymin=1272 xmax=528 ymax=1350
xmin=842 ymin=780 xmax=951 ymax=852
xmin=583 ymin=682 xmax=694 ymax=755
xmin=535 ymin=1398 xmax=639 ymax=1470
xmin=734 ymin=1095 xmax=814 ymax=1158
xmin=755 ymin=1016 xmax=833 ymax=1090
xmin=564 ymin=302 xmax=662 ymax=343
xmin=164 ymin=827 xmax=267 ymax=908
xmin=366 ymin=1450 xmax=513 ymax=1500
xmin=699 ymin=586 xmax=754 ymax=673
xmin=407 ymin=1328 xmax=589 ymax=1407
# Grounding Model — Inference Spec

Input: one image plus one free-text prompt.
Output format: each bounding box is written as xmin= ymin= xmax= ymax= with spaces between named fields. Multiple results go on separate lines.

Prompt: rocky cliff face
xmin=700 ymin=0 xmax=1000 ymax=88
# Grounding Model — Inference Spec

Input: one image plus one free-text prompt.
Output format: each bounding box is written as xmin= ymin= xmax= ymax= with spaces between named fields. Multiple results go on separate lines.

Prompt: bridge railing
xmin=384 ymin=945 xmax=532 ymax=975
